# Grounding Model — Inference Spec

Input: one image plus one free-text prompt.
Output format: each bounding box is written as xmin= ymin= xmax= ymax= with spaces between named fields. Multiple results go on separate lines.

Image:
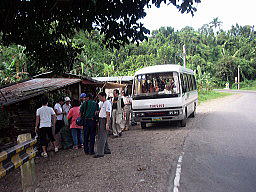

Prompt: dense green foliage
xmin=235 ymin=80 xmax=256 ymax=90
xmin=112 ymin=23 xmax=256 ymax=89
xmin=67 ymin=21 xmax=256 ymax=90
xmin=0 ymin=0 xmax=199 ymax=73
xmin=1 ymin=18 xmax=256 ymax=90
xmin=0 ymin=44 xmax=29 ymax=84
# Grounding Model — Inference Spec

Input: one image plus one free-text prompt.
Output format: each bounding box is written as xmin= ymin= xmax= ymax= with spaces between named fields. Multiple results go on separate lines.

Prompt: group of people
xmin=35 ymin=89 xmax=132 ymax=158
xmin=141 ymin=77 xmax=177 ymax=94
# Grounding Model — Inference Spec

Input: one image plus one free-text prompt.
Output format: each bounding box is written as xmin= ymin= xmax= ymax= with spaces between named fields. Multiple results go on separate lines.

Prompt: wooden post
xmin=17 ymin=133 xmax=36 ymax=192
xmin=238 ymin=65 xmax=240 ymax=90
xmin=183 ymin=44 xmax=186 ymax=68
xmin=78 ymin=82 xmax=82 ymax=97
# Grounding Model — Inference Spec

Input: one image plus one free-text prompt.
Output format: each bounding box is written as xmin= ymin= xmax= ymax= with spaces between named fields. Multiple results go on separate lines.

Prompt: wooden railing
xmin=0 ymin=133 xmax=37 ymax=192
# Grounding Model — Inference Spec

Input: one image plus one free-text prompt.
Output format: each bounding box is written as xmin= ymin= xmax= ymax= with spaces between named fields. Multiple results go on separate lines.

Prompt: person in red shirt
xmin=67 ymin=99 xmax=83 ymax=149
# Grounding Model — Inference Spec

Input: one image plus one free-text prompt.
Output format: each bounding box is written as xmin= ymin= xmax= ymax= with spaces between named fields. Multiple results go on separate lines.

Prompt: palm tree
xmin=209 ymin=17 xmax=223 ymax=31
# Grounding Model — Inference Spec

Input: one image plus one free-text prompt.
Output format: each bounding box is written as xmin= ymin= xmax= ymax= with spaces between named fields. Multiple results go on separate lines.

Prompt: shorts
xmin=39 ymin=127 xmax=55 ymax=146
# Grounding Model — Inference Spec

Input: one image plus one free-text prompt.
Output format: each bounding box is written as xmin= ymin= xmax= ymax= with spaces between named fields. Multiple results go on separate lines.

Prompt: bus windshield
xmin=133 ymin=72 xmax=180 ymax=99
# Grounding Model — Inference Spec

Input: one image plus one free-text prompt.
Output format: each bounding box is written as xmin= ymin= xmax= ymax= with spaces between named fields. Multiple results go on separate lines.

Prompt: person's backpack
xmin=76 ymin=101 xmax=88 ymax=126
xmin=76 ymin=117 xmax=84 ymax=126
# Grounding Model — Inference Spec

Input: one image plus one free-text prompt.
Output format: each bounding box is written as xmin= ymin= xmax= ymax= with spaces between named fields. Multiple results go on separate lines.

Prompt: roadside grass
xmin=198 ymin=90 xmax=232 ymax=104
xmin=232 ymin=80 xmax=256 ymax=90
xmin=240 ymin=86 xmax=256 ymax=90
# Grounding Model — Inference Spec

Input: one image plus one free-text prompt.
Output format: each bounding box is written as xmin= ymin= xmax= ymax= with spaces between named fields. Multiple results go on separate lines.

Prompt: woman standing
xmin=67 ymin=99 xmax=83 ymax=149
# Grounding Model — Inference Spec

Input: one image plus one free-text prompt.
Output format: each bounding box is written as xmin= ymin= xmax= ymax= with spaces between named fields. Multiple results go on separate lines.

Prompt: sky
xmin=141 ymin=0 xmax=256 ymax=32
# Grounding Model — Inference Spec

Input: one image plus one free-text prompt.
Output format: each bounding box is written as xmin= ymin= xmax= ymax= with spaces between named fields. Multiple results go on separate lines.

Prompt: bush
xmin=231 ymin=80 xmax=256 ymax=89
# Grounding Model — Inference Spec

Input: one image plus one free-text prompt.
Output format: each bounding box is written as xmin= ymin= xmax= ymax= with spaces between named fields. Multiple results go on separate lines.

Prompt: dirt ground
xmin=1 ymin=124 xmax=190 ymax=192
xmin=1 ymin=95 xmax=226 ymax=192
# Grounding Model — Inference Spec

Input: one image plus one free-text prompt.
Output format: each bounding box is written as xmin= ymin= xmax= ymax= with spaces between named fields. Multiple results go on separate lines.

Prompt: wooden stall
xmin=0 ymin=75 xmax=103 ymax=151
xmin=92 ymin=76 xmax=133 ymax=95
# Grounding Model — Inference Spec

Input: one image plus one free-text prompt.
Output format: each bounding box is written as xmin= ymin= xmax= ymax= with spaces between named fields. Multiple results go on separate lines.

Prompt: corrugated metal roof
xmin=0 ymin=78 xmax=81 ymax=106
xmin=33 ymin=71 xmax=101 ymax=84
xmin=92 ymin=76 xmax=133 ymax=82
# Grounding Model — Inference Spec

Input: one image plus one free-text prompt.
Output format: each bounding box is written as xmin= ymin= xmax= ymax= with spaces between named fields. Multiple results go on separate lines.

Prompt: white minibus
xmin=132 ymin=64 xmax=198 ymax=128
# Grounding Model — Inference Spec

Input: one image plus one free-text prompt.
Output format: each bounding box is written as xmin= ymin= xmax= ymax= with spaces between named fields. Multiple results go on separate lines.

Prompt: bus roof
xmin=134 ymin=64 xmax=194 ymax=76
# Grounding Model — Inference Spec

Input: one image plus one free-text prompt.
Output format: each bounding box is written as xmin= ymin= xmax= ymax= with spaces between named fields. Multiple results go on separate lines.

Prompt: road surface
xmin=179 ymin=91 xmax=256 ymax=192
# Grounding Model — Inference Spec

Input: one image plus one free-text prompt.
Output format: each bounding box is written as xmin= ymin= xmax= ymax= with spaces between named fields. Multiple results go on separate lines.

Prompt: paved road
xmin=179 ymin=92 xmax=256 ymax=192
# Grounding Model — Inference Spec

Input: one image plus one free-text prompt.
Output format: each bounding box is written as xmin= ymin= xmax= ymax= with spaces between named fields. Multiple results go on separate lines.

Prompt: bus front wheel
xmin=180 ymin=118 xmax=187 ymax=127
xmin=141 ymin=122 xmax=147 ymax=129
xmin=190 ymin=103 xmax=196 ymax=118
xmin=180 ymin=109 xmax=187 ymax=127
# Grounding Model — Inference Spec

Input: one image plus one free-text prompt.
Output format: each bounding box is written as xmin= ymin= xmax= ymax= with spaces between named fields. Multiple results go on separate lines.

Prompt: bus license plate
xmin=152 ymin=117 xmax=162 ymax=121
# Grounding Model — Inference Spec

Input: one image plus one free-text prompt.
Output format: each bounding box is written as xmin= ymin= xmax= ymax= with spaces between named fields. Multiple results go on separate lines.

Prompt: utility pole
xmin=183 ymin=44 xmax=186 ymax=68
xmin=238 ymin=65 xmax=240 ymax=90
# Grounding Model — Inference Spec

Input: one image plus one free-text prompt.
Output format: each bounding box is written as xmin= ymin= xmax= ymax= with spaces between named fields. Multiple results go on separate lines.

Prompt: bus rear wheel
xmin=141 ymin=122 xmax=147 ymax=129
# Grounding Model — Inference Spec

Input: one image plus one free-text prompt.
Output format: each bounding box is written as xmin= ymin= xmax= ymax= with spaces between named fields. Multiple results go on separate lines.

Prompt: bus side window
xmin=181 ymin=74 xmax=186 ymax=93
xmin=184 ymin=74 xmax=188 ymax=92
xmin=193 ymin=76 xmax=197 ymax=90
xmin=187 ymin=74 xmax=191 ymax=91
xmin=191 ymin=75 xmax=195 ymax=90
xmin=188 ymin=75 xmax=193 ymax=91
xmin=180 ymin=74 xmax=183 ymax=93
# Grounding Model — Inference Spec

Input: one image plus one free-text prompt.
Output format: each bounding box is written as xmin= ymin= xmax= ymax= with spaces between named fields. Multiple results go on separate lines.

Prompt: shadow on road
xmin=138 ymin=109 xmax=210 ymax=132
xmin=142 ymin=121 xmax=183 ymax=131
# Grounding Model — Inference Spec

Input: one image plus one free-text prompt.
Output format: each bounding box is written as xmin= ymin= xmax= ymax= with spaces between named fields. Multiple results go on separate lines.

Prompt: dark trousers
xmin=96 ymin=118 xmax=110 ymax=156
xmin=55 ymin=120 xmax=64 ymax=134
xmin=84 ymin=119 xmax=96 ymax=153
xmin=39 ymin=127 xmax=55 ymax=146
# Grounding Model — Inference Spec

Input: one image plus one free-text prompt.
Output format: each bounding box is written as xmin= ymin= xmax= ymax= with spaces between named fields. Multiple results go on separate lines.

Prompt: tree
xmin=209 ymin=17 xmax=222 ymax=31
xmin=0 ymin=44 xmax=29 ymax=85
xmin=0 ymin=0 xmax=201 ymax=74
xmin=71 ymin=30 xmax=115 ymax=76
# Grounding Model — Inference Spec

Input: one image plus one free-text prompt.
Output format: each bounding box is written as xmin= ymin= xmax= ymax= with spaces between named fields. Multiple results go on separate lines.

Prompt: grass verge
xmin=240 ymin=86 xmax=256 ymax=90
xmin=198 ymin=90 xmax=232 ymax=104
xmin=232 ymin=80 xmax=256 ymax=90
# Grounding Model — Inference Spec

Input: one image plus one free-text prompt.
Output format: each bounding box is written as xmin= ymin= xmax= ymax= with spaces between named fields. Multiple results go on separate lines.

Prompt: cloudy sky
xmin=141 ymin=0 xmax=256 ymax=31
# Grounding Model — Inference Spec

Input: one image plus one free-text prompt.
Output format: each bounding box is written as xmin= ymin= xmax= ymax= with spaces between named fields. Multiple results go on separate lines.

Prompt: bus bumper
xmin=132 ymin=109 xmax=185 ymax=123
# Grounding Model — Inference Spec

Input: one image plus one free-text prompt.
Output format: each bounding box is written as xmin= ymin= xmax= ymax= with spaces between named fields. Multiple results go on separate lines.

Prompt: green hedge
xmin=198 ymin=90 xmax=232 ymax=104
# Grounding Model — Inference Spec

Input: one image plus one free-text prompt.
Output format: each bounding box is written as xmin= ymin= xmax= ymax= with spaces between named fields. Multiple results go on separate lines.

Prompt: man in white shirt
xmin=62 ymin=96 xmax=73 ymax=149
xmin=63 ymin=97 xmax=71 ymax=115
xmin=94 ymin=92 xmax=111 ymax=158
xmin=62 ymin=97 xmax=71 ymax=126
xmin=35 ymin=96 xmax=58 ymax=158
xmin=54 ymin=97 xmax=64 ymax=134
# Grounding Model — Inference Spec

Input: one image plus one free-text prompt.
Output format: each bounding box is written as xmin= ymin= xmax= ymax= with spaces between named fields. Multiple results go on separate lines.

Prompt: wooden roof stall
xmin=0 ymin=76 xmax=101 ymax=151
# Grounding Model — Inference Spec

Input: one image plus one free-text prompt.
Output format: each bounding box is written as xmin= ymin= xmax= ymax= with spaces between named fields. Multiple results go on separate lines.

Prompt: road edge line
xmin=173 ymin=152 xmax=184 ymax=192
